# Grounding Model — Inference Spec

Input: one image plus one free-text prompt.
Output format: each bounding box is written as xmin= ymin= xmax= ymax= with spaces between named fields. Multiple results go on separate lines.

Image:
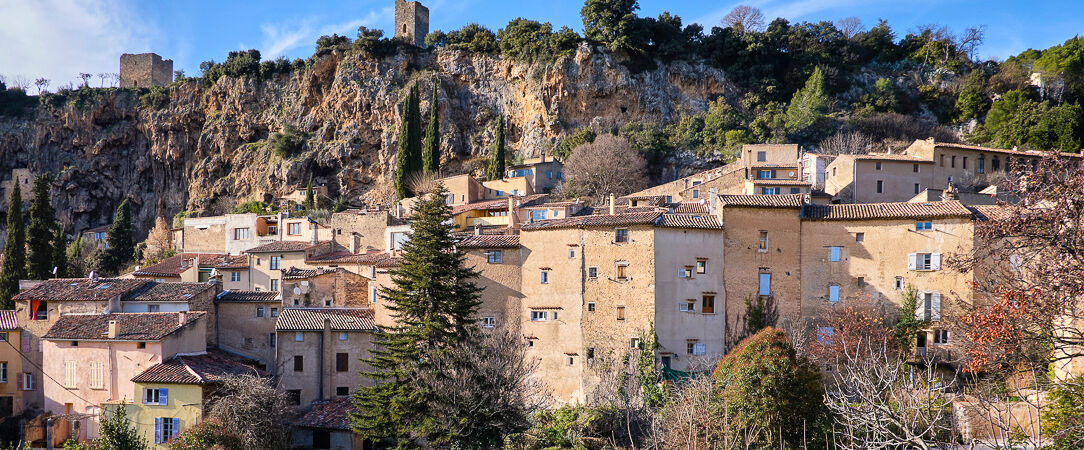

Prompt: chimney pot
xmin=608 ymin=193 xmax=616 ymax=215
xmin=107 ymin=320 xmax=118 ymax=339
xmin=178 ymin=311 xmax=187 ymax=326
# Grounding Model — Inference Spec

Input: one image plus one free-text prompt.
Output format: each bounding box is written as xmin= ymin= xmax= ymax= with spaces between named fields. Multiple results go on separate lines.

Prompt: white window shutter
xmin=908 ymin=253 xmax=917 ymax=270
xmin=160 ymin=388 xmax=168 ymax=405
xmin=916 ymin=294 xmax=926 ymax=321
xmin=154 ymin=418 xmax=162 ymax=444
xmin=931 ymin=253 xmax=942 ymax=270
xmin=931 ymin=293 xmax=942 ymax=321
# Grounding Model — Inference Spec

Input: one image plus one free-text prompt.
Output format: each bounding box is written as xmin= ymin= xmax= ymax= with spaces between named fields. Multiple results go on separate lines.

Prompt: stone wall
xmin=216 ymin=301 xmax=279 ymax=370
xmin=394 ymin=0 xmax=429 ymax=47
xmin=119 ymin=53 xmax=173 ymax=88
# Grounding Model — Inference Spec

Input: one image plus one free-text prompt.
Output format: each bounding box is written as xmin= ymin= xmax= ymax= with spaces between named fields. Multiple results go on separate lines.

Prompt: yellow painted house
xmin=111 ymin=350 xmax=263 ymax=448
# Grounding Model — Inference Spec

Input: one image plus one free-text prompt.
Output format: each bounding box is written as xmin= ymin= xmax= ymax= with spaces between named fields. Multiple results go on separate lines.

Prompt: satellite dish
xmin=209 ymin=268 xmax=218 ymax=277
xmin=293 ymin=287 xmax=302 ymax=296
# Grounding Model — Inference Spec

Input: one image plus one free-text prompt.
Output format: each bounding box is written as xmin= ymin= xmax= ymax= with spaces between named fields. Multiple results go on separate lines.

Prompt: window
xmin=875 ymin=161 xmax=882 ymax=170
xmin=977 ymin=155 xmax=985 ymax=174
xmin=758 ymin=272 xmax=771 ymax=296
xmin=0 ymin=333 xmax=6 ymax=342
xmin=828 ymin=285 xmax=840 ymax=303
xmin=587 ymin=302 xmax=596 ymax=312
xmin=895 ymin=277 xmax=904 ymax=290
xmin=692 ymin=190 xmax=700 ymax=199
xmin=63 ymin=361 xmax=76 ymax=388
xmin=230 ymin=271 xmax=241 ymax=282
xmin=790 ymin=187 xmax=801 ymax=194
xmin=146 ymin=304 xmax=160 ymax=312
xmin=829 ymin=246 xmax=842 ymax=262
xmin=30 ymin=301 xmax=47 ymax=321
xmin=256 ymin=307 xmax=265 ymax=318
xmin=912 ymin=253 xmax=934 ymax=270
xmin=614 ymin=228 xmax=629 ymax=243
xmin=271 ymin=308 xmax=279 ymax=317
xmin=616 ymin=263 xmax=628 ymax=280
xmin=336 ymin=353 xmax=349 ymax=372
xmin=567 ymin=356 xmax=575 ymax=366
xmin=758 ymin=169 xmax=774 ymax=179
xmin=702 ymin=295 xmax=715 ymax=314
xmin=0 ymin=362 xmax=5 ymax=383
xmin=287 ymin=222 xmax=301 ymax=235
xmin=616 ymin=306 xmax=626 ymax=321
xmin=696 ymin=259 xmax=707 ymax=274
xmin=232 ymin=228 xmax=249 ymax=240
xmin=481 ymin=316 xmax=496 ymax=328
xmin=914 ymin=183 xmax=921 ymax=194
xmin=269 ymin=333 xmax=276 ymax=347
xmin=487 ymin=250 xmax=503 ymax=264
xmin=918 ymin=292 xmax=942 ymax=321
xmin=286 ymin=390 xmax=301 ymax=405
xmin=758 ymin=231 xmax=768 ymax=251
xmin=540 ymin=271 xmax=549 ymax=284
xmin=756 ymin=151 xmax=767 ymax=162
xmin=294 ymin=355 xmax=304 ymax=372
xmin=951 ymin=155 xmax=957 ymax=168
xmin=569 ymin=248 xmax=575 ymax=259
xmin=817 ymin=327 xmax=835 ymax=344
xmin=630 ymin=337 xmax=641 ymax=349
xmin=339 ymin=332 xmax=348 ymax=341
xmin=336 ymin=387 xmax=349 ymax=397
xmin=915 ymin=221 xmax=932 ymax=231
xmin=269 ymin=256 xmax=280 ymax=270
xmin=680 ymin=266 xmax=693 ymax=279
xmin=587 ymin=267 xmax=598 ymax=279
xmin=939 ymin=155 xmax=945 ymax=166
xmin=679 ymin=300 xmax=696 ymax=312
xmin=20 ymin=373 xmax=33 ymax=391
xmin=530 ymin=311 xmax=548 ymax=321
xmin=876 ymin=180 xmax=884 ymax=193
xmin=155 ymin=417 xmax=179 ymax=444
xmin=687 ymin=340 xmax=706 ymax=355
xmin=295 ymin=332 xmax=304 ymax=342
xmin=143 ymin=388 xmax=167 ymax=405
xmin=855 ymin=232 xmax=864 ymax=243
xmin=587 ymin=348 xmax=595 ymax=359
xmin=913 ymin=163 xmax=920 ymax=173
xmin=857 ymin=277 xmax=865 ymax=287
xmin=962 ymin=157 xmax=968 ymax=169
xmin=762 ymin=187 xmax=779 ymax=195
xmin=933 ymin=329 xmax=949 ymax=344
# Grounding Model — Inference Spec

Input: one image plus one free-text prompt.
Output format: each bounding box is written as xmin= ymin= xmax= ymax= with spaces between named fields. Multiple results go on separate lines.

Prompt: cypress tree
xmin=394 ymin=97 xmax=413 ymax=199
xmin=423 ymin=82 xmax=440 ymax=174
xmin=51 ymin=227 xmax=67 ymax=278
xmin=0 ymin=185 xmax=25 ymax=308
xmin=486 ymin=115 xmax=506 ymax=181
xmin=303 ymin=174 xmax=315 ymax=211
xmin=352 ymin=184 xmax=482 ymax=444
xmin=102 ymin=199 xmax=134 ymax=275
xmin=26 ymin=174 xmax=56 ymax=279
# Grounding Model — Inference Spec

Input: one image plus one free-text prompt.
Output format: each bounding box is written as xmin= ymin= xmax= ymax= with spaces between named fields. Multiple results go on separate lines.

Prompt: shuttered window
xmin=63 ymin=361 xmax=77 ymax=388
xmin=89 ymin=361 xmax=104 ymax=389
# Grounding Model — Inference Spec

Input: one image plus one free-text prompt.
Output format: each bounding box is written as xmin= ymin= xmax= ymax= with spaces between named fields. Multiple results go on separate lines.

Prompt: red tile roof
xmin=43 ymin=312 xmax=205 ymax=341
xmin=133 ymin=254 xmax=248 ymax=277
xmin=0 ymin=310 xmax=17 ymax=330
xmin=275 ymin=308 xmax=376 ymax=332
xmin=294 ymin=398 xmax=354 ymax=430
xmin=246 ymin=241 xmax=325 ymax=253
xmin=376 ymin=256 xmax=402 ymax=268
xmin=852 ymin=153 xmax=934 ymax=162
xmin=306 ymin=251 xmax=389 ymax=265
xmin=670 ymin=203 xmax=708 ymax=214
xmin=719 ymin=194 xmax=805 ymax=208
xmin=802 ymin=201 xmax=973 ymax=221
xmin=217 ymin=290 xmax=280 ymax=303
xmin=522 ymin=211 xmax=663 ymax=230
xmin=120 ymin=282 xmax=213 ymax=302
xmin=749 ymin=179 xmax=811 ymax=186
xmin=969 ymin=205 xmax=1013 ymax=221
xmin=458 ymin=235 xmax=520 ymax=249
xmin=656 ymin=214 xmax=723 ymax=230
xmin=450 ymin=194 xmax=548 ymax=215
xmin=932 ymin=142 xmax=1082 ymax=158
xmin=131 ymin=350 xmax=265 ymax=385
xmin=14 ymin=278 xmax=150 ymax=302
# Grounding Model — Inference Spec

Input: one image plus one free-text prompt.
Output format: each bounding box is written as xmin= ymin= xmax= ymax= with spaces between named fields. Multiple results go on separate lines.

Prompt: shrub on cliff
xmin=445 ymin=24 xmax=499 ymax=53
xmin=138 ymin=86 xmax=170 ymax=110
xmin=498 ymin=19 xmax=582 ymax=64
xmin=712 ymin=327 xmax=829 ymax=448
xmin=315 ymin=34 xmax=351 ymax=57
xmin=270 ymin=125 xmax=304 ymax=158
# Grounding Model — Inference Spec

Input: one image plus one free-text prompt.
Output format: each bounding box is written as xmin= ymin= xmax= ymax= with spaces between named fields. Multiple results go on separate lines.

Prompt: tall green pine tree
xmin=102 ymin=199 xmax=134 ymax=275
xmin=394 ymin=83 xmax=424 ymax=200
xmin=26 ymin=174 xmax=56 ymax=279
xmin=51 ymin=227 xmax=67 ymax=278
xmin=0 ymin=185 xmax=25 ymax=308
xmin=784 ymin=66 xmax=831 ymax=142
xmin=486 ymin=115 xmax=506 ymax=181
xmin=423 ymin=82 xmax=441 ymax=175
xmin=352 ymin=185 xmax=482 ymax=445
xmin=303 ymin=174 xmax=315 ymax=211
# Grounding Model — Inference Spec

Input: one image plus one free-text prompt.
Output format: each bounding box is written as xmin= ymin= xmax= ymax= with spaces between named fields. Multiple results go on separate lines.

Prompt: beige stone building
xmin=519 ymin=211 xmax=726 ymax=402
xmin=506 ymin=154 xmax=565 ymax=193
xmin=330 ymin=209 xmax=404 ymax=252
xmin=275 ymin=308 xmax=376 ymax=408
xmin=214 ymin=291 xmax=281 ymax=370
xmin=825 ymin=154 xmax=934 ymax=203
xmin=280 ymin=268 xmax=369 ymax=308
xmin=458 ymin=234 xmax=523 ymax=333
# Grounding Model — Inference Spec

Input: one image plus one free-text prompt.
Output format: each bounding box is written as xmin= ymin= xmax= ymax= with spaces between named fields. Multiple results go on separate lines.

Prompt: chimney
xmin=708 ymin=188 xmax=719 ymax=216
xmin=107 ymin=320 xmax=118 ymax=339
xmin=540 ymin=152 xmax=546 ymax=163
xmin=311 ymin=222 xmax=319 ymax=245
xmin=474 ymin=224 xmax=483 ymax=235
xmin=350 ymin=233 xmax=360 ymax=254
xmin=942 ymin=183 xmax=959 ymax=201
xmin=178 ymin=311 xmax=187 ymax=326
xmin=608 ymin=193 xmax=615 ymax=215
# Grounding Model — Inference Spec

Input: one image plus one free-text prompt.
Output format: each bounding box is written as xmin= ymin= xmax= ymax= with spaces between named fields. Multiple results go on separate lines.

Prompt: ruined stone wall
xmin=119 ymin=53 xmax=173 ymax=88
xmin=394 ymin=0 xmax=429 ymax=47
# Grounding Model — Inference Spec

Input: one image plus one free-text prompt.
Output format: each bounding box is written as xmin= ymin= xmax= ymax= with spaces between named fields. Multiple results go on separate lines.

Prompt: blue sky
xmin=1 ymin=0 xmax=1082 ymax=88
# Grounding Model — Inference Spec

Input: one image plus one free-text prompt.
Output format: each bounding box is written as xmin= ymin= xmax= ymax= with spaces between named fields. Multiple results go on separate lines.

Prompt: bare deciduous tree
xmin=958 ymin=25 xmax=987 ymax=62
xmin=78 ymin=72 xmax=92 ymax=88
xmin=142 ymin=217 xmax=172 ymax=264
xmin=97 ymin=73 xmax=108 ymax=88
xmin=207 ymin=374 xmax=296 ymax=450
xmin=721 ymin=5 xmax=766 ymax=33
xmin=33 ymin=77 xmax=49 ymax=95
xmin=836 ymin=17 xmax=864 ymax=39
xmin=556 ymin=134 xmax=648 ymax=204
xmin=818 ymin=130 xmax=875 ymax=155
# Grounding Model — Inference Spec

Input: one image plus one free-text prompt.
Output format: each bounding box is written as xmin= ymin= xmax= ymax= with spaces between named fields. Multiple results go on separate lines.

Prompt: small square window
xmin=339 ymin=332 xmax=348 ymax=341
xmin=855 ymin=233 xmax=864 ymax=243
xmin=829 ymin=246 xmax=842 ymax=262
xmin=615 ymin=228 xmax=629 ymax=243
xmin=828 ymin=285 xmax=840 ymax=303
xmin=895 ymin=277 xmax=904 ymax=290
xmin=630 ymin=337 xmax=641 ymax=349
xmin=679 ymin=300 xmax=696 ymax=312
xmin=758 ymin=231 xmax=768 ymax=251
xmin=540 ymin=271 xmax=549 ymax=284
xmin=616 ymin=306 xmax=626 ymax=321
xmin=933 ymin=329 xmax=949 ymax=344
xmin=487 ymin=251 xmax=503 ymax=264
xmin=616 ymin=264 xmax=628 ymax=280
xmin=295 ymin=332 xmax=304 ymax=342
xmin=857 ymin=277 xmax=865 ymax=287
xmin=587 ymin=302 xmax=596 ymax=312
xmin=696 ymin=259 xmax=707 ymax=274
xmin=336 ymin=387 xmax=349 ymax=397
xmin=587 ymin=267 xmax=598 ymax=279
xmin=567 ymin=357 xmax=574 ymax=366
xmin=481 ymin=316 xmax=496 ymax=328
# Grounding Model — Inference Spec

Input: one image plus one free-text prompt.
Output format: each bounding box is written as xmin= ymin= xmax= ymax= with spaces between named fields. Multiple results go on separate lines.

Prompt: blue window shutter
xmin=160 ymin=388 xmax=168 ymax=405
xmin=154 ymin=418 xmax=162 ymax=444
xmin=172 ymin=418 xmax=180 ymax=438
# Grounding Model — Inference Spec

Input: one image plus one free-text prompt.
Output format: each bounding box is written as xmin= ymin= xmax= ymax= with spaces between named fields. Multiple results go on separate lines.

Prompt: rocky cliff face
xmin=0 ymin=44 xmax=733 ymax=237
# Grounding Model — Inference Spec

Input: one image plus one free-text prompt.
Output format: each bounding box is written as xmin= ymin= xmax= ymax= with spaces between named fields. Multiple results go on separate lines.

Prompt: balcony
xmin=468 ymin=216 xmax=511 ymax=227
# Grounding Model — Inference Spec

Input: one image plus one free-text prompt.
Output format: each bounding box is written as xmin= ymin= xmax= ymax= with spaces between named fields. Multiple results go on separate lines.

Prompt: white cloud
xmin=258 ymin=7 xmax=394 ymax=60
xmin=0 ymin=0 xmax=154 ymax=90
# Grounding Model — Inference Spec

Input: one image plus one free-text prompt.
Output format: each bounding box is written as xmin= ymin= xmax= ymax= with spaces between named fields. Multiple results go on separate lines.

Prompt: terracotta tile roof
xmin=932 ymin=142 xmax=1081 ymax=158
xmin=719 ymin=194 xmax=805 ymax=208
xmin=670 ymin=203 xmax=708 ymax=214
xmin=802 ymin=201 xmax=972 ymax=221
xmin=0 ymin=310 xmax=17 ymax=330
xmin=294 ymin=398 xmax=354 ymax=430
xmin=43 ymin=312 xmax=205 ymax=341
xmin=521 ymin=211 xmax=664 ymax=230
xmin=618 ymin=194 xmax=670 ymax=204
xmin=13 ymin=278 xmax=149 ymax=302
xmin=120 ymin=282 xmax=213 ymax=302
xmin=217 ymin=290 xmax=280 ymax=303
xmin=749 ymin=163 xmax=799 ymax=168
xmin=133 ymin=254 xmax=248 ymax=277
xmin=281 ymin=267 xmax=321 ymax=280
xmin=969 ymin=205 xmax=1013 ymax=221
xmin=275 ymin=308 xmax=376 ymax=332
xmin=749 ymin=179 xmax=811 ymax=186
xmin=853 ymin=153 xmax=934 ymax=162
xmin=450 ymin=194 xmax=548 ymax=215
xmin=306 ymin=251 xmax=388 ymax=264
xmin=656 ymin=214 xmax=724 ymax=230
xmin=246 ymin=241 xmax=325 ymax=253
xmin=376 ymin=256 xmax=402 ymax=268
xmin=458 ymin=235 xmax=520 ymax=249
xmin=131 ymin=350 xmax=265 ymax=385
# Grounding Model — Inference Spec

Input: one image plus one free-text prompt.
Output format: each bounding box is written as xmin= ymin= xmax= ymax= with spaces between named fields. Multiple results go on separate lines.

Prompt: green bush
xmin=444 ymin=23 xmax=499 ymax=53
xmin=139 ymin=86 xmax=170 ymax=110
xmin=497 ymin=18 xmax=582 ymax=64
xmin=269 ymin=125 xmax=304 ymax=158
xmin=229 ymin=200 xmax=275 ymax=215
xmin=554 ymin=127 xmax=597 ymax=160
xmin=529 ymin=406 xmax=602 ymax=448
xmin=315 ymin=34 xmax=351 ymax=57
xmin=1043 ymin=378 xmax=1084 ymax=449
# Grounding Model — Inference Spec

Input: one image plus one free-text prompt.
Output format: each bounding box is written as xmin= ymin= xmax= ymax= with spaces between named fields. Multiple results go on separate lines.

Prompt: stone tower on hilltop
xmin=394 ymin=0 xmax=429 ymax=47
xmin=119 ymin=53 xmax=173 ymax=88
